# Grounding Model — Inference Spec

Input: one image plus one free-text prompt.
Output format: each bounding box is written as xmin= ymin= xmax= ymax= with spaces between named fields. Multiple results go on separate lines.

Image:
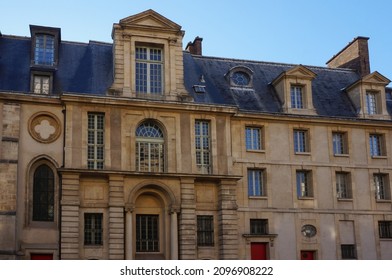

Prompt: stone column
xmin=170 ymin=209 xmax=179 ymax=260
xmin=125 ymin=208 xmax=133 ymax=260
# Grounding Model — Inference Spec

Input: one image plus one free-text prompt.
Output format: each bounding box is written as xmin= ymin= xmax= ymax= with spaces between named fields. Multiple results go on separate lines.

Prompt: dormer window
xmin=135 ymin=46 xmax=163 ymax=95
xmin=232 ymin=71 xmax=250 ymax=86
xmin=226 ymin=66 xmax=253 ymax=88
xmin=30 ymin=25 xmax=60 ymax=68
xmin=271 ymin=65 xmax=316 ymax=115
xmin=345 ymin=72 xmax=391 ymax=119
xmin=33 ymin=74 xmax=50 ymax=94
xmin=290 ymin=85 xmax=304 ymax=109
xmin=365 ymin=91 xmax=379 ymax=115
xmin=34 ymin=34 xmax=55 ymax=66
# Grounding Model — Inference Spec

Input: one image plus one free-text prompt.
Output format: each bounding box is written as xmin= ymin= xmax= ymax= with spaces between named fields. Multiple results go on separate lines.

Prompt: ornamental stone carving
xmin=28 ymin=112 xmax=61 ymax=143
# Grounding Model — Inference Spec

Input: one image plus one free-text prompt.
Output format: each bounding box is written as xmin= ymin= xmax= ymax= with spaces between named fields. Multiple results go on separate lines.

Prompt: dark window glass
xmin=33 ymin=164 xmax=54 ymax=221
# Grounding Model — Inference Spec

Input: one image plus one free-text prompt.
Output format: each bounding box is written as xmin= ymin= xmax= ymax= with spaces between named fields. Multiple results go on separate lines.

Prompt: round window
xmin=301 ymin=224 xmax=317 ymax=237
xmin=232 ymin=71 xmax=250 ymax=86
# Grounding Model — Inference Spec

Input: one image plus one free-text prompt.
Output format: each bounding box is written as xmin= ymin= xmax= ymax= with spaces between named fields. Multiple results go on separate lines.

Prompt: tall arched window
xmin=33 ymin=164 xmax=55 ymax=221
xmin=136 ymin=121 xmax=165 ymax=172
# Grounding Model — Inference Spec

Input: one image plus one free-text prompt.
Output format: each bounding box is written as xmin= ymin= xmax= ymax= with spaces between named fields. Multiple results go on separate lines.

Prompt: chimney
xmin=186 ymin=36 xmax=203 ymax=55
xmin=326 ymin=36 xmax=370 ymax=77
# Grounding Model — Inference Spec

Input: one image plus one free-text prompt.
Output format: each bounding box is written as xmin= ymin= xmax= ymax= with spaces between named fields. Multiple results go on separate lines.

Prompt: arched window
xmin=33 ymin=164 xmax=55 ymax=221
xmin=136 ymin=121 xmax=165 ymax=172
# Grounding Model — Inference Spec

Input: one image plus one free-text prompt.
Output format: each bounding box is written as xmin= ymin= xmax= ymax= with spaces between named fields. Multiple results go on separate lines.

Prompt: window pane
xmin=136 ymin=215 xmax=159 ymax=252
xmin=136 ymin=121 xmax=164 ymax=172
xmin=87 ymin=113 xmax=105 ymax=169
xmin=135 ymin=47 xmax=163 ymax=94
xmin=33 ymin=164 xmax=55 ymax=221
xmin=197 ymin=215 xmax=214 ymax=246
xmin=84 ymin=213 xmax=103 ymax=245
xmin=34 ymin=34 xmax=55 ymax=66
xmin=195 ymin=120 xmax=211 ymax=174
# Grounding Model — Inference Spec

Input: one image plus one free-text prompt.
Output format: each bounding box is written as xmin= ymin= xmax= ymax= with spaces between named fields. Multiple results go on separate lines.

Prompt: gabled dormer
xmin=345 ymin=71 xmax=391 ymax=119
xmin=271 ymin=65 xmax=317 ymax=115
xmin=110 ymin=9 xmax=191 ymax=101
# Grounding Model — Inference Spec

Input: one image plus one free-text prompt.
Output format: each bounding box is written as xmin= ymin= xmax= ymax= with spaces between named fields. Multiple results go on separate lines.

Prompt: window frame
xmin=195 ymin=120 xmax=212 ymax=174
xmin=332 ymin=132 xmax=348 ymax=155
xmin=296 ymin=170 xmax=313 ymax=198
xmin=84 ymin=213 xmax=103 ymax=246
xmin=245 ymin=126 xmax=263 ymax=151
xmin=373 ymin=173 xmax=391 ymax=201
xmin=136 ymin=214 xmax=160 ymax=252
xmin=369 ymin=133 xmax=385 ymax=157
xmin=248 ymin=169 xmax=266 ymax=197
xmin=135 ymin=120 xmax=165 ymax=172
xmin=336 ymin=172 xmax=352 ymax=199
xmin=290 ymin=85 xmax=304 ymax=109
xmin=293 ymin=129 xmax=310 ymax=154
xmin=341 ymin=244 xmax=357 ymax=259
xmin=378 ymin=221 xmax=392 ymax=239
xmin=197 ymin=215 xmax=214 ymax=247
xmin=32 ymin=164 xmax=55 ymax=222
xmin=135 ymin=45 xmax=164 ymax=95
xmin=250 ymin=219 xmax=268 ymax=235
xmin=87 ymin=113 xmax=105 ymax=170
xmin=366 ymin=91 xmax=379 ymax=115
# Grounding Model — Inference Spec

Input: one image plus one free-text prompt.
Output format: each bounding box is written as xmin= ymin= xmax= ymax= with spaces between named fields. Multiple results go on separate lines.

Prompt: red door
xmin=251 ymin=242 xmax=268 ymax=260
xmin=300 ymin=251 xmax=315 ymax=260
xmin=31 ymin=254 xmax=53 ymax=260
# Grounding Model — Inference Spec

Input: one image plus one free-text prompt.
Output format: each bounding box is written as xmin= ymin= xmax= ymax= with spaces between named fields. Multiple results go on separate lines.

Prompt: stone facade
xmin=0 ymin=9 xmax=391 ymax=260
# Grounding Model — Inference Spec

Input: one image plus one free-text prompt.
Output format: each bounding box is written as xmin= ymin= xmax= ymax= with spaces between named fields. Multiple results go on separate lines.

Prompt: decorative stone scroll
xmin=28 ymin=112 xmax=61 ymax=143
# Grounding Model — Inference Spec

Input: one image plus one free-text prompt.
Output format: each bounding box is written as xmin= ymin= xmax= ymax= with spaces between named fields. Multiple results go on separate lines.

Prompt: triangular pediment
xmin=119 ymin=9 xmax=182 ymax=31
xmin=285 ymin=65 xmax=317 ymax=79
xmin=361 ymin=71 xmax=391 ymax=85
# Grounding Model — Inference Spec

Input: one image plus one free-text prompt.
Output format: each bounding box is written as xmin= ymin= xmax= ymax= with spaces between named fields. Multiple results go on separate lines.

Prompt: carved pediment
xmin=119 ymin=9 xmax=182 ymax=32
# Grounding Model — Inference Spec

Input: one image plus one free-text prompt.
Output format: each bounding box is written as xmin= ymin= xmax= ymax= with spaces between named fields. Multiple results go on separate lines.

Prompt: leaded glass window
xmin=136 ymin=121 xmax=165 ymax=172
xmin=366 ymin=92 xmax=378 ymax=115
xmin=369 ymin=134 xmax=384 ymax=157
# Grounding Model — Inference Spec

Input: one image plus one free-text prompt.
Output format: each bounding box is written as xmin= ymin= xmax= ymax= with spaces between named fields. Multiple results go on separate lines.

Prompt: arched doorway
xmin=125 ymin=183 xmax=179 ymax=260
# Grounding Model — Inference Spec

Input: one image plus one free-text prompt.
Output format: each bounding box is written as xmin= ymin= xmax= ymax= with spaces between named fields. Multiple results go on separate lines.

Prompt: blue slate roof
xmin=183 ymin=52 xmax=360 ymax=118
xmin=0 ymin=35 xmax=113 ymax=95
xmin=1 ymin=34 xmax=389 ymax=119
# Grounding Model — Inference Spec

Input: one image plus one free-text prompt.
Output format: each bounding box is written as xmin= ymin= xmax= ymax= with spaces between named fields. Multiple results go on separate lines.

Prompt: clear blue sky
xmin=2 ymin=0 xmax=391 ymax=85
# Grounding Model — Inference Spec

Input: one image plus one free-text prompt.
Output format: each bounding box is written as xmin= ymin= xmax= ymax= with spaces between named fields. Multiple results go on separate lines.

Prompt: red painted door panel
xmin=31 ymin=254 xmax=53 ymax=260
xmin=300 ymin=251 xmax=315 ymax=260
xmin=251 ymin=242 xmax=268 ymax=260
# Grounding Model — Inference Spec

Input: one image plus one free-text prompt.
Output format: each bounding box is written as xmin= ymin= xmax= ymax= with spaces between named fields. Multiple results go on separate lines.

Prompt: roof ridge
xmin=185 ymin=52 xmax=357 ymax=74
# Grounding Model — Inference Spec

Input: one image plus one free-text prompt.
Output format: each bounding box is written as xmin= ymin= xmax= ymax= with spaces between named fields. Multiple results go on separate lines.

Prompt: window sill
xmin=297 ymin=197 xmax=314 ymax=200
xmin=337 ymin=198 xmax=353 ymax=202
xmin=380 ymin=238 xmax=392 ymax=241
xmin=371 ymin=155 xmax=387 ymax=159
xmin=334 ymin=153 xmax=349 ymax=157
xmin=376 ymin=199 xmax=391 ymax=203
xmin=248 ymin=196 xmax=268 ymax=199
xmin=246 ymin=149 xmax=265 ymax=153
xmin=295 ymin=152 xmax=311 ymax=156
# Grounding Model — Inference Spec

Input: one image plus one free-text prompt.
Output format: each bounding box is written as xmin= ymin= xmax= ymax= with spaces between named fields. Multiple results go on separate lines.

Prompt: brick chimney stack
xmin=326 ymin=36 xmax=370 ymax=77
xmin=186 ymin=36 xmax=203 ymax=55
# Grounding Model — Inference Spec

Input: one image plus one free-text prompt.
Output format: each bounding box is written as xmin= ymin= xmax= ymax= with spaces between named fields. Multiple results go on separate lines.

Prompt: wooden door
xmin=251 ymin=242 xmax=268 ymax=260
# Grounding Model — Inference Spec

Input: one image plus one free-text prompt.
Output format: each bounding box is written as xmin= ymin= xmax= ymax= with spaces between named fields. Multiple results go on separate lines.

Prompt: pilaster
xmin=179 ymin=177 xmax=196 ymax=259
